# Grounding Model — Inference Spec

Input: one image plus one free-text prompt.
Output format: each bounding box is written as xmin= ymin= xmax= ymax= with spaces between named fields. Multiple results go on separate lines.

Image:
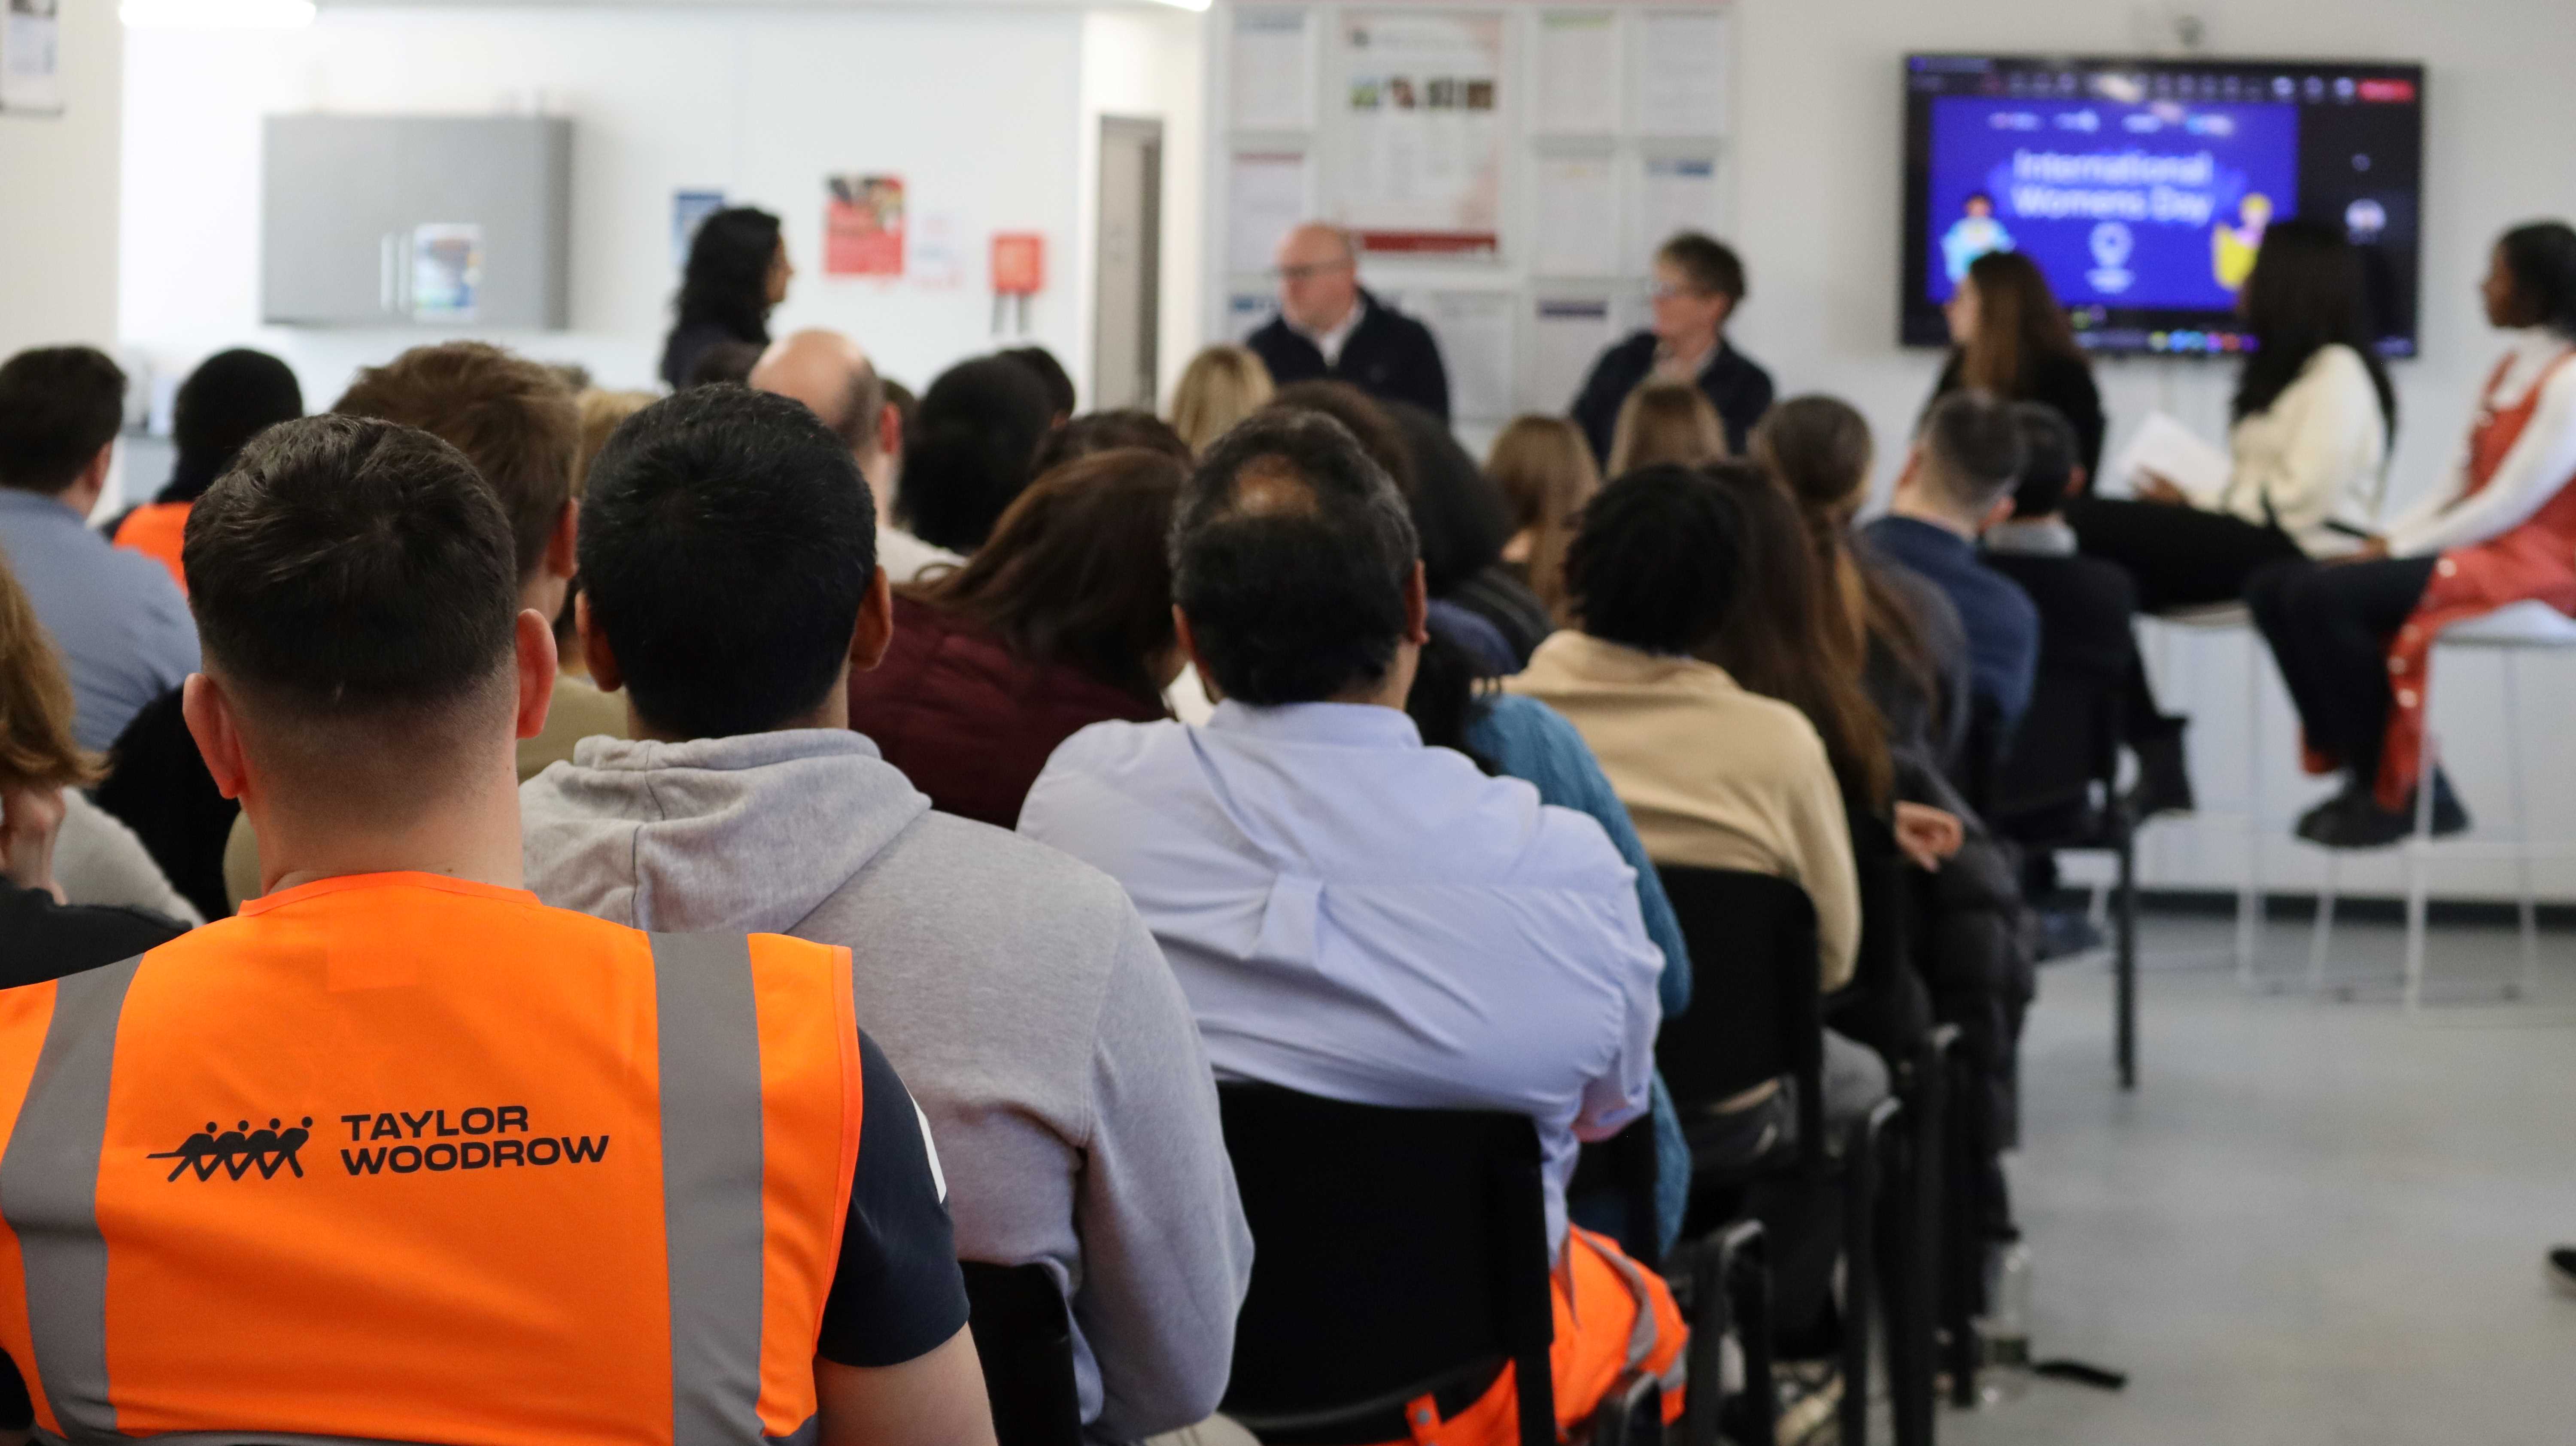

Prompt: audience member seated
xmin=0 ymin=551 xmax=189 ymax=978
xmin=53 ymin=788 xmax=200 ymax=926
xmin=750 ymin=328 xmax=961 ymax=584
xmin=222 ymin=342 xmax=626 ymax=907
xmin=559 ymin=389 xmax=657 ymax=673
xmin=660 ymin=204 xmax=788 ymax=390
xmin=523 ymin=389 xmax=1249 ymax=1440
xmin=97 ymin=411 xmax=991 ymax=1442
xmin=1001 ymin=344 xmax=1078 ymax=425
xmin=1573 ymin=231 xmax=1774 ymax=460
xmin=106 ymin=347 xmax=304 ymax=593
xmin=901 ymin=354 xmax=1060 ymax=555
xmin=1607 ymin=379 xmax=1730 ymax=477
xmin=1030 ymin=407 xmax=1192 ymax=474
xmin=1021 ymin=410 xmax=1683 ymax=1442
xmin=1487 ymin=414 xmax=1603 ymax=626
xmin=0 ymin=347 xmax=198 ymax=751
xmin=1859 ymin=390 xmax=2040 ymax=749
xmin=1247 ymin=222 xmax=1452 ymax=421
xmin=1506 ymin=464 xmax=1885 ymax=1166
xmin=848 ymin=448 xmax=1187 ymax=828
xmin=1169 ymin=343 xmax=1274 ymax=456
xmin=1405 ymin=626 xmax=1695 ymax=1258
xmin=1268 ymin=380 xmax=1546 ymax=670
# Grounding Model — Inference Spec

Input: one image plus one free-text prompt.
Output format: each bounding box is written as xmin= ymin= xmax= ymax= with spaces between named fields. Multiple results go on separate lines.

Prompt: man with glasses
xmin=1245 ymin=223 xmax=1452 ymax=422
xmin=1572 ymin=231 xmax=1776 ymax=463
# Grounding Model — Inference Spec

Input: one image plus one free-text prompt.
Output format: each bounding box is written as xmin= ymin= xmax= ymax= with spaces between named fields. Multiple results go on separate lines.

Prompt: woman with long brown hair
xmin=1486 ymin=414 xmax=1602 ymax=624
xmin=1926 ymin=249 xmax=2105 ymax=477
xmin=1607 ymin=379 xmax=1729 ymax=476
xmin=846 ymin=447 xmax=1186 ymax=826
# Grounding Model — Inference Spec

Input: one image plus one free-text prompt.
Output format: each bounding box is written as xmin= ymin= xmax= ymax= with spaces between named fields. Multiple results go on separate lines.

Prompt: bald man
xmin=1244 ymin=223 xmax=1451 ymax=421
xmin=750 ymin=329 xmax=960 ymax=583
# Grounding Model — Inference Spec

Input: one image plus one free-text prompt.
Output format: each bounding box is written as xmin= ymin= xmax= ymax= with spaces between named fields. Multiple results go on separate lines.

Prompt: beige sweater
xmin=1507 ymin=631 xmax=1860 ymax=991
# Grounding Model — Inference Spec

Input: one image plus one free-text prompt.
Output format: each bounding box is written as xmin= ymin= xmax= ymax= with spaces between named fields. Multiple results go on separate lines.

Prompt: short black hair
xmin=2008 ymin=403 xmax=2078 ymax=518
xmin=1030 ymin=408 xmax=1191 ymax=475
xmin=2500 ymin=220 xmax=2576 ymax=338
xmin=580 ymin=386 xmax=877 ymax=739
xmin=687 ymin=340 xmax=766 ymax=390
xmin=1656 ymin=232 xmax=1747 ymax=304
xmin=1172 ymin=410 xmax=1420 ymax=705
xmin=0 ymin=346 xmax=126 ymax=495
xmin=1566 ymin=464 xmax=1746 ymax=655
xmin=1002 ymin=346 xmax=1077 ymax=418
xmin=1915 ymin=389 xmax=2027 ymax=516
xmin=186 ymin=415 xmax=519 ymax=717
xmin=901 ymin=355 xmax=1059 ymax=553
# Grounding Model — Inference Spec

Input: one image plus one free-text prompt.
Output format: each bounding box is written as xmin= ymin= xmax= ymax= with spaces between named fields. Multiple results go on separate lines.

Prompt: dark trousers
xmin=2065 ymin=496 xmax=2306 ymax=612
xmin=2244 ymin=555 xmax=2439 ymax=781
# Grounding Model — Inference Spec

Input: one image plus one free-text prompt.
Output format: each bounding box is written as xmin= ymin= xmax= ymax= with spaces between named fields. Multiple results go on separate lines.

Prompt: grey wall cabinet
xmin=262 ymin=115 xmax=572 ymax=329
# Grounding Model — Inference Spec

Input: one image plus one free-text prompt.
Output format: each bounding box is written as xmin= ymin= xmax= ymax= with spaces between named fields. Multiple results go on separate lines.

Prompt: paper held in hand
xmin=2108 ymin=411 xmax=2233 ymax=506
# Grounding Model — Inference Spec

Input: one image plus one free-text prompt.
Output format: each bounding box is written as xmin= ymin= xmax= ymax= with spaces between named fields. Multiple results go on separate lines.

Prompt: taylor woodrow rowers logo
xmin=149 ymin=1106 xmax=609 ymax=1180
xmin=149 ymin=1118 xmax=314 ymax=1181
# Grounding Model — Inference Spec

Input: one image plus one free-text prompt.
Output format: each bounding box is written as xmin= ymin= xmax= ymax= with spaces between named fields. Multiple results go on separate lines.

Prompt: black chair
xmin=1218 ymin=1083 xmax=1651 ymax=1446
xmin=1654 ymin=866 xmax=1911 ymax=1446
xmin=1671 ymin=1219 xmax=1773 ymax=1446
xmin=960 ymin=1260 xmax=1083 ymax=1446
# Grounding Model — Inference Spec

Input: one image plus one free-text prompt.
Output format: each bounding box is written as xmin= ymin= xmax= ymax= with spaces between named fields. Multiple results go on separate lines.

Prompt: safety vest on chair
xmin=109 ymin=502 xmax=191 ymax=595
xmin=0 ymin=872 xmax=862 ymax=1446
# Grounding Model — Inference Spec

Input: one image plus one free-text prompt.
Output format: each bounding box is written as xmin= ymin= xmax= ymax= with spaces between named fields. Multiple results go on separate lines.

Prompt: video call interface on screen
xmin=1901 ymin=55 xmax=2425 ymax=357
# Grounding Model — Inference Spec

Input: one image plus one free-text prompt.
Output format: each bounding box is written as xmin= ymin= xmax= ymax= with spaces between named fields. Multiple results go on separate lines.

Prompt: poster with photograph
xmin=410 ymin=225 xmax=484 ymax=322
xmin=825 ymin=174 xmax=905 ymax=277
xmin=0 ymin=0 xmax=63 ymax=115
xmin=1334 ymin=9 xmax=1504 ymax=256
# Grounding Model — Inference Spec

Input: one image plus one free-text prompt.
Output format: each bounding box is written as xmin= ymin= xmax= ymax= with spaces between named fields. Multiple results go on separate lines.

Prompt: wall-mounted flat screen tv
xmin=1902 ymin=54 xmax=2424 ymax=357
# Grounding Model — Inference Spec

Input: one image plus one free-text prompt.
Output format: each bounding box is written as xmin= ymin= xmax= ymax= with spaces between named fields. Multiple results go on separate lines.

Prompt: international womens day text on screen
xmin=1927 ymin=96 xmax=2299 ymax=314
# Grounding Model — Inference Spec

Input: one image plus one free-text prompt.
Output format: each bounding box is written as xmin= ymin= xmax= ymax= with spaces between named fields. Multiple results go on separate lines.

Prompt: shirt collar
xmin=0 ymin=488 xmax=84 ymax=524
xmin=1984 ymin=516 xmax=2078 ymax=557
xmin=1523 ymin=630 xmax=1744 ymax=694
xmin=1205 ymin=699 xmax=1422 ymax=748
xmin=1291 ymin=294 xmax=1370 ymax=362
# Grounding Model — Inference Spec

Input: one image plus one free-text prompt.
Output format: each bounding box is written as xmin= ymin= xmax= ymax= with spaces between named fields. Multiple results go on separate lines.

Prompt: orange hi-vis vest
xmin=0 ymin=872 xmax=863 ymax=1446
xmin=109 ymin=502 xmax=191 ymax=596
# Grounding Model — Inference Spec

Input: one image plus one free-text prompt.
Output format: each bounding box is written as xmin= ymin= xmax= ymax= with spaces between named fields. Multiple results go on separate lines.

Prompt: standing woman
xmin=1926 ymin=251 xmax=2105 ymax=479
xmin=658 ymin=207 xmax=791 ymax=391
xmin=2068 ymin=219 xmax=2395 ymax=611
xmin=2249 ymin=221 xmax=2576 ymax=845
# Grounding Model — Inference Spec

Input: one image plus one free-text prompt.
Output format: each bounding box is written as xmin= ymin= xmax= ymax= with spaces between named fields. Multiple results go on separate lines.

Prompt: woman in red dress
xmin=2249 ymin=222 xmax=2576 ymax=847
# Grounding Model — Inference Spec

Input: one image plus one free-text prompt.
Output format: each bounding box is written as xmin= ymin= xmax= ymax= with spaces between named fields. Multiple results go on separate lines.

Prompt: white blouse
xmin=2383 ymin=329 xmax=2576 ymax=558
xmin=2218 ymin=343 xmax=2389 ymax=558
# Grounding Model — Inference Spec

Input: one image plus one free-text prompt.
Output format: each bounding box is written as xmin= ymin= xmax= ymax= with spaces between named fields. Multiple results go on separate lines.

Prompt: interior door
xmin=1091 ymin=116 xmax=1164 ymax=412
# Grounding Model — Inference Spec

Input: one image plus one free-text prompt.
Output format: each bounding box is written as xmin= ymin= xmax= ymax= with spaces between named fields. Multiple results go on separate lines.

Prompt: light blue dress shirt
xmin=0 ymin=489 xmax=199 ymax=751
xmin=1021 ymin=699 xmax=1665 ymax=1255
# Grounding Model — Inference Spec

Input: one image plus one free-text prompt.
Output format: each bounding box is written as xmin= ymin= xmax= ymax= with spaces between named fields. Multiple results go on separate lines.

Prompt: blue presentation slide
xmin=1926 ymin=96 xmax=2300 ymax=313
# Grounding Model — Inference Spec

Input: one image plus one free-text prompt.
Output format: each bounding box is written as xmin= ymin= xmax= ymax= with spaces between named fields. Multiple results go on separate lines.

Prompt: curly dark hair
xmin=1565 ymin=463 xmax=1744 ymax=656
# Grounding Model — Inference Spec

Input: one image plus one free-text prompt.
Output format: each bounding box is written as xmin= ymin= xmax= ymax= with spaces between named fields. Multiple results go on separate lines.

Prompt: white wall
xmin=119 ymin=4 xmax=1136 ymax=411
xmin=1 ymin=0 xmax=121 ymax=355
xmin=1080 ymin=6 xmax=1206 ymax=403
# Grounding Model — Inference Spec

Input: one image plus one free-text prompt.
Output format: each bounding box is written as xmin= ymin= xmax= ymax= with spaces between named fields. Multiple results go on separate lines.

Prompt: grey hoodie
xmin=521 ymin=730 xmax=1251 ymax=1441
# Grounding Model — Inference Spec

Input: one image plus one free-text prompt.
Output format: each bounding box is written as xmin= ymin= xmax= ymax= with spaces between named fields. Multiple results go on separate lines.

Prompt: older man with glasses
xmin=1245 ymin=222 xmax=1452 ymax=422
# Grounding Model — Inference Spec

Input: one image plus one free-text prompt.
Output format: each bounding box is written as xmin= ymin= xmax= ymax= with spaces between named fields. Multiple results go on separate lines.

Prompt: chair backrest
xmin=1217 ymin=1083 xmax=1557 ymax=1446
xmin=1986 ymin=552 xmax=2136 ymax=831
xmin=1652 ymin=866 xmax=1823 ymax=1165
xmin=960 ymin=1260 xmax=1083 ymax=1446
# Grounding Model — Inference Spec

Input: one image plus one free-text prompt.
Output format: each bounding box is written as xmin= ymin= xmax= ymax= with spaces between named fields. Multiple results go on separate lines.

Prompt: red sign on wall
xmin=991 ymin=233 xmax=1045 ymax=295
xmin=825 ymin=174 xmax=905 ymax=277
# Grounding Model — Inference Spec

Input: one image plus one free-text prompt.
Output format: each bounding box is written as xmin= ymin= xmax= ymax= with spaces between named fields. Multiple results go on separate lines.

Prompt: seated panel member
xmin=526 ymin=391 xmax=1251 ymax=1440
xmin=1021 ymin=411 xmax=1683 ymax=1444
xmin=0 ymin=415 xmax=993 ymax=1446
xmin=1246 ymin=223 xmax=1453 ymax=422
xmin=1571 ymin=232 xmax=1775 ymax=462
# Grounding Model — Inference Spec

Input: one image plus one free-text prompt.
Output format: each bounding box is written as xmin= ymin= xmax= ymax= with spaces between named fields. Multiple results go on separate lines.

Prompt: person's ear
xmin=1979 ymin=492 xmax=2018 ymax=535
xmin=1893 ymin=444 xmax=1924 ymax=498
xmin=876 ymin=402 xmax=903 ymax=462
xmin=1710 ymin=294 xmax=1737 ymax=332
xmin=577 ymin=590 xmax=623 ymax=694
xmin=181 ymin=673 xmax=251 ymax=802
xmin=82 ymin=443 xmax=114 ymax=495
xmin=513 ymin=609 xmax=559 ymax=742
xmin=544 ymin=499 xmax=578 ymax=582
xmin=849 ymin=565 xmax=894 ymax=673
xmin=2067 ymin=464 xmax=2092 ymax=498
xmin=1403 ymin=559 xmax=1431 ymax=646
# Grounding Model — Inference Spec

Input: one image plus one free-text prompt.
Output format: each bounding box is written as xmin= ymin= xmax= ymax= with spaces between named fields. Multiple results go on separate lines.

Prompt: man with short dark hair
xmin=0 ymin=346 xmax=198 ymax=749
xmin=1246 ymin=223 xmax=1452 ymax=420
xmin=1862 ymin=389 xmax=2041 ymax=742
xmin=0 ymin=413 xmax=995 ymax=1446
xmin=520 ymin=387 xmax=1252 ymax=1442
xmin=1572 ymin=231 xmax=1776 ymax=460
xmin=748 ymin=328 xmax=960 ymax=584
xmin=1020 ymin=410 xmax=1683 ymax=1443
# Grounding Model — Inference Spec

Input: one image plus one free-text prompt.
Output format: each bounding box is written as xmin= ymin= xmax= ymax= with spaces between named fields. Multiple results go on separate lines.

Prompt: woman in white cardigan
xmin=2067 ymin=219 xmax=2397 ymax=612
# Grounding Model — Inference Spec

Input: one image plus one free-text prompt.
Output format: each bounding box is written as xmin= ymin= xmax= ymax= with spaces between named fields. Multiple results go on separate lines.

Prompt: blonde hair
xmin=1169 ymin=345 xmax=1275 ymax=456
xmin=572 ymin=389 xmax=657 ymax=498
xmin=1607 ymin=381 xmax=1728 ymax=477
xmin=1485 ymin=415 xmax=1601 ymax=623
xmin=0 ymin=550 xmax=100 ymax=790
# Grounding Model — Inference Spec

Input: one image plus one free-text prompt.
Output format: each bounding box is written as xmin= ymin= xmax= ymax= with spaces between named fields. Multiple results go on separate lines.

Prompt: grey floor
xmin=1938 ymin=912 xmax=2576 ymax=1446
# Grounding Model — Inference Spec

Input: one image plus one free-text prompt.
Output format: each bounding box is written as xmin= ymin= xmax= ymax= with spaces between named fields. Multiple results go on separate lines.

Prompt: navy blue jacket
xmin=1246 ymin=289 xmax=1451 ymax=421
xmin=1571 ymin=332 xmax=1775 ymax=464
xmin=1859 ymin=516 xmax=2041 ymax=743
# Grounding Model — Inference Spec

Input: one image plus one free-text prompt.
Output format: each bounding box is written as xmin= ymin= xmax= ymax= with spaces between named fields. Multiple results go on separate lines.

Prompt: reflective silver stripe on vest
xmin=651 ymin=933 xmax=770 ymax=1446
xmin=0 ymin=955 xmax=146 ymax=1444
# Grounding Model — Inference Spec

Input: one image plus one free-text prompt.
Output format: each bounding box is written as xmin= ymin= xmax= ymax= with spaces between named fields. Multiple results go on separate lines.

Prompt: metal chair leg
xmin=2500 ymin=653 xmax=2540 ymax=999
xmin=1840 ymin=1099 xmax=1902 ymax=1446
xmin=2116 ymin=819 xmax=2139 ymax=1091
xmin=2239 ymin=625 xmax=2265 ymax=984
xmin=2406 ymin=727 xmax=2439 ymax=1014
xmin=1727 ymin=1223 xmax=1777 ymax=1446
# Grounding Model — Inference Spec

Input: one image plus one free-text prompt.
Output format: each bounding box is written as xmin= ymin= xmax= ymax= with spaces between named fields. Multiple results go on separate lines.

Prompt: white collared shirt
xmin=1291 ymin=297 xmax=1369 ymax=368
xmin=1019 ymin=700 xmax=1664 ymax=1256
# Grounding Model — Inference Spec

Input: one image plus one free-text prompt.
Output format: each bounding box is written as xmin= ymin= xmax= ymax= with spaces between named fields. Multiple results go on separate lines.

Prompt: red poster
xmin=824 ymin=174 xmax=905 ymax=277
xmin=991 ymin=233 xmax=1045 ymax=295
